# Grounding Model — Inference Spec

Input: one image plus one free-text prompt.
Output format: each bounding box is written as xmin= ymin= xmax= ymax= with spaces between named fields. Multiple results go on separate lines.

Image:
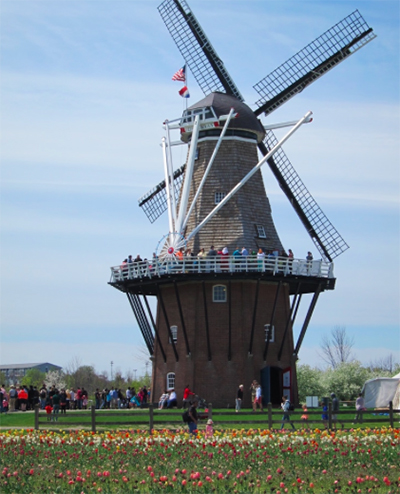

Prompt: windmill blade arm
xmin=138 ymin=164 xmax=185 ymax=223
xmin=253 ymin=10 xmax=376 ymax=117
xmin=158 ymin=0 xmax=243 ymax=100
xmin=259 ymin=131 xmax=349 ymax=262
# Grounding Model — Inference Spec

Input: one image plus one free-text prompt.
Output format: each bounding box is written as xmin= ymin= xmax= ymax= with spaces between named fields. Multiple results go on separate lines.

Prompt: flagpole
xmin=185 ymin=64 xmax=188 ymax=111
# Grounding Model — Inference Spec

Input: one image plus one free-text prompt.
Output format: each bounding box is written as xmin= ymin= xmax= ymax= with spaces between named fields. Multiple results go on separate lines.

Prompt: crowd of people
xmin=94 ymin=386 xmax=150 ymax=409
xmin=2 ymin=381 xmax=355 ymax=433
xmin=119 ymin=247 xmax=314 ymax=277
xmin=0 ymin=383 xmax=153 ymax=414
xmin=0 ymin=384 xmax=92 ymax=414
xmin=157 ymin=385 xmax=195 ymax=410
xmin=1 ymin=384 xmax=39 ymax=412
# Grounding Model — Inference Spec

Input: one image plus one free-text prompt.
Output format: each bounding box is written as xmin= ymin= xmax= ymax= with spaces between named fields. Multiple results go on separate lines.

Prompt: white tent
xmin=362 ymin=376 xmax=400 ymax=409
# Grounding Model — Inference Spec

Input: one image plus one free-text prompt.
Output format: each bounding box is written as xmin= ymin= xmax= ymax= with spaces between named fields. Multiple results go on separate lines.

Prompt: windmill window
xmin=213 ymin=284 xmax=227 ymax=303
xmin=264 ymin=324 xmax=275 ymax=342
xmin=256 ymin=225 xmax=267 ymax=238
xmin=166 ymin=372 xmax=175 ymax=391
xmin=215 ymin=192 xmax=226 ymax=204
xmin=169 ymin=325 xmax=178 ymax=343
xmin=180 ymin=106 xmax=216 ymax=125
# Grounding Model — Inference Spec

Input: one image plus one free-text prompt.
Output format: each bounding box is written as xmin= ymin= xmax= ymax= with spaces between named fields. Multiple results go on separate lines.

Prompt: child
xmin=205 ymin=419 xmax=214 ymax=438
xmin=45 ymin=403 xmax=53 ymax=421
xmin=301 ymin=404 xmax=309 ymax=427
xmin=2 ymin=398 xmax=9 ymax=413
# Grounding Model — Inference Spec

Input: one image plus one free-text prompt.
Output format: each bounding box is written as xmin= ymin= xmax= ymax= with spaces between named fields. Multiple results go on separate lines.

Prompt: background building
xmin=0 ymin=363 xmax=62 ymax=385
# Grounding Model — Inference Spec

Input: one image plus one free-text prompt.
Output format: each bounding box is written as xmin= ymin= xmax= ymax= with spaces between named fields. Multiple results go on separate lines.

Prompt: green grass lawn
xmin=0 ymin=406 xmax=396 ymax=431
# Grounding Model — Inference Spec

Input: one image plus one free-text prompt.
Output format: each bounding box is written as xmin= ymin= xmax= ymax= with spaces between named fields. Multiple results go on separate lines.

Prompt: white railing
xmin=110 ymin=256 xmax=334 ymax=283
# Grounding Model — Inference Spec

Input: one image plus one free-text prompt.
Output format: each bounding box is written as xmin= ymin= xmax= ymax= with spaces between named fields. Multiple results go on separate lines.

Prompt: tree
xmin=368 ymin=353 xmax=400 ymax=376
xmin=65 ymin=365 xmax=101 ymax=394
xmin=44 ymin=370 xmax=67 ymax=391
xmin=320 ymin=361 xmax=370 ymax=401
xmin=0 ymin=371 xmax=6 ymax=385
xmin=296 ymin=365 xmax=324 ymax=403
xmin=113 ymin=371 xmax=126 ymax=390
xmin=21 ymin=368 xmax=46 ymax=389
xmin=319 ymin=326 xmax=354 ymax=369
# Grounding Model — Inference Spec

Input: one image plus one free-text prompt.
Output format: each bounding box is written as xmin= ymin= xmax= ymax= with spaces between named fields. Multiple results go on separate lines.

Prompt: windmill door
xmin=260 ymin=366 xmax=282 ymax=406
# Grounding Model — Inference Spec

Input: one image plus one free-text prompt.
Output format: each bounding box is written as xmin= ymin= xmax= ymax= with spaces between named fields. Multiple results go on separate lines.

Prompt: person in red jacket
xmin=182 ymin=385 xmax=195 ymax=409
xmin=18 ymin=387 xmax=28 ymax=411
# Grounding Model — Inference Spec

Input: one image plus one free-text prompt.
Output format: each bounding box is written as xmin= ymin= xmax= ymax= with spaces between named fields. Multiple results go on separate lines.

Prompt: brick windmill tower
xmin=109 ymin=0 xmax=375 ymax=407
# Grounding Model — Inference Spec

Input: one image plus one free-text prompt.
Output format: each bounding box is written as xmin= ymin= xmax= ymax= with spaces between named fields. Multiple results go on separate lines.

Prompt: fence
xmin=34 ymin=402 xmax=398 ymax=433
xmin=110 ymin=255 xmax=334 ymax=283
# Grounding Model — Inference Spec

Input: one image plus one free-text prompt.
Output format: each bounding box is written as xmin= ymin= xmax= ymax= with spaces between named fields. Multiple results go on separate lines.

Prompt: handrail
xmin=110 ymin=255 xmax=334 ymax=283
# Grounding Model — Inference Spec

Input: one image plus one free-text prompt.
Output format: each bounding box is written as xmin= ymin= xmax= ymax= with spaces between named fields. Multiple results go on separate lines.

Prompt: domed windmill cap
xmin=181 ymin=92 xmax=265 ymax=143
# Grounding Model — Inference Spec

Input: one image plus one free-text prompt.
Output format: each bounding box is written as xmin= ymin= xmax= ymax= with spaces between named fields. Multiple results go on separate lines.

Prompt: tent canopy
xmin=362 ymin=377 xmax=400 ymax=409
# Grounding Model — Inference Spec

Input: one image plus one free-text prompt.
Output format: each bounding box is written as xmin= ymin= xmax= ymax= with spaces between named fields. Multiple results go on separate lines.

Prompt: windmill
xmin=109 ymin=0 xmax=375 ymax=407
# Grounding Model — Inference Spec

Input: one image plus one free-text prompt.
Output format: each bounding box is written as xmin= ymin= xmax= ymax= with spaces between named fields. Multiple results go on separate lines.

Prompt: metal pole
xmin=187 ymin=111 xmax=312 ymax=241
xmin=165 ymin=120 xmax=177 ymax=221
xmin=182 ymin=108 xmax=235 ymax=231
xmin=161 ymin=136 xmax=175 ymax=239
xmin=175 ymin=115 xmax=201 ymax=234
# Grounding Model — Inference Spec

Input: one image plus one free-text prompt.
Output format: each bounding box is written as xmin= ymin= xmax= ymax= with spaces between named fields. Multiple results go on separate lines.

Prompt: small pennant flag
xmin=172 ymin=65 xmax=186 ymax=82
xmin=178 ymin=86 xmax=190 ymax=98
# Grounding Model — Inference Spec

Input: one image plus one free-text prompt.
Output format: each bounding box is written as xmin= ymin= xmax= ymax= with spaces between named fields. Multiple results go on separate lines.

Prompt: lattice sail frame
xmin=253 ymin=10 xmax=376 ymax=116
xmin=158 ymin=0 xmax=243 ymax=100
xmin=139 ymin=0 xmax=375 ymax=260
xmin=138 ymin=164 xmax=185 ymax=224
xmin=264 ymin=130 xmax=349 ymax=260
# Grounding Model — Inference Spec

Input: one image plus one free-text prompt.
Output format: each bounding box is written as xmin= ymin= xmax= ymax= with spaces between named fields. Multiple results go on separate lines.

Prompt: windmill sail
xmin=138 ymin=164 xmax=185 ymax=223
xmin=253 ymin=10 xmax=376 ymax=117
xmin=158 ymin=0 xmax=243 ymax=100
xmin=152 ymin=0 xmax=375 ymax=259
xmin=261 ymin=130 xmax=349 ymax=261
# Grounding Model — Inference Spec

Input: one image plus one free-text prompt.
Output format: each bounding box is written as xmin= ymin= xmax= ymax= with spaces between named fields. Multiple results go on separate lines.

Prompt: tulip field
xmin=0 ymin=427 xmax=399 ymax=493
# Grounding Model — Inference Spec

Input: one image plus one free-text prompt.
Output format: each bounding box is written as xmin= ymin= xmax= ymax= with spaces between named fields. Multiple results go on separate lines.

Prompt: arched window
xmin=166 ymin=372 xmax=175 ymax=391
xmin=213 ymin=284 xmax=227 ymax=302
xmin=169 ymin=325 xmax=178 ymax=343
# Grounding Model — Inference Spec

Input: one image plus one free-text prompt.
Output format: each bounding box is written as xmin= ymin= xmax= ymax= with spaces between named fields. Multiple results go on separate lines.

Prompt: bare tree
xmin=319 ymin=326 xmax=354 ymax=369
xmin=368 ymin=353 xmax=400 ymax=374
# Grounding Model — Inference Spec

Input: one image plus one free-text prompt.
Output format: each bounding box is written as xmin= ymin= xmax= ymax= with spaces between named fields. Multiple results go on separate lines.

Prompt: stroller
xmin=194 ymin=395 xmax=208 ymax=410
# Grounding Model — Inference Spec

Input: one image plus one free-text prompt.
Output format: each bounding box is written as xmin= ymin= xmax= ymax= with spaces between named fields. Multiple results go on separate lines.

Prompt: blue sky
xmin=1 ymin=0 xmax=399 ymax=378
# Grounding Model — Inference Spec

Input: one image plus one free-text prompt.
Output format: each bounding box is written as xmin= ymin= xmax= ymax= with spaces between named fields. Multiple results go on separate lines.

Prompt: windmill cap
xmin=181 ymin=92 xmax=265 ymax=143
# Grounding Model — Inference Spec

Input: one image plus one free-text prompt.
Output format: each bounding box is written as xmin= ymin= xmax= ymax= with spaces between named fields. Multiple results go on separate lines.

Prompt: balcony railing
xmin=110 ymin=255 xmax=334 ymax=283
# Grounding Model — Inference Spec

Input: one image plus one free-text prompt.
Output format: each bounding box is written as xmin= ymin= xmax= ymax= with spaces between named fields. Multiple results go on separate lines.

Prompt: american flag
xmin=172 ymin=65 xmax=186 ymax=82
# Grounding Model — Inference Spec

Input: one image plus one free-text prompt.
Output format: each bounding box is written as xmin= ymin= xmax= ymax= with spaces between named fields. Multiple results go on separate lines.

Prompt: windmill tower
xmin=109 ymin=0 xmax=375 ymax=407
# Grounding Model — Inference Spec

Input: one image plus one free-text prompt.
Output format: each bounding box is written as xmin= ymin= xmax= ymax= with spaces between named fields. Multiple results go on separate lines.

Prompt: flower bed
xmin=0 ymin=427 xmax=399 ymax=493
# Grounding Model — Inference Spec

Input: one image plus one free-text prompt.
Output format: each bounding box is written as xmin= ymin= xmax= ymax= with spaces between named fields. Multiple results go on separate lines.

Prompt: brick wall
xmin=151 ymin=279 xmax=298 ymax=408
